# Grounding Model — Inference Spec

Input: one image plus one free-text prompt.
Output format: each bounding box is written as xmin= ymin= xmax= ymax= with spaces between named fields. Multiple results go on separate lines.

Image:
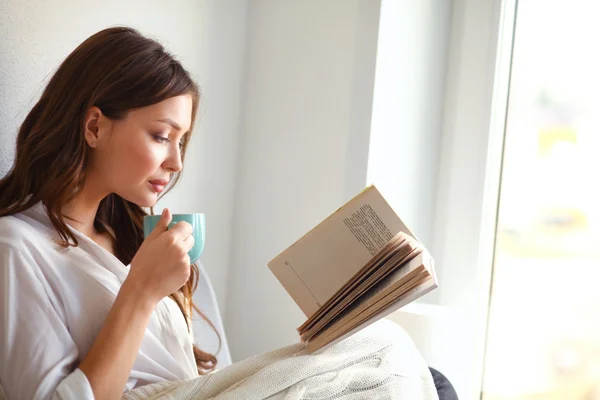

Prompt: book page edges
xmin=307 ymin=257 xmax=438 ymax=354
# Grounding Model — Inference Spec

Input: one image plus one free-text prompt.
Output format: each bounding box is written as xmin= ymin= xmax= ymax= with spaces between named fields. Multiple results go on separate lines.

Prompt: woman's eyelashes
xmin=152 ymin=133 xmax=184 ymax=149
xmin=152 ymin=134 xmax=169 ymax=144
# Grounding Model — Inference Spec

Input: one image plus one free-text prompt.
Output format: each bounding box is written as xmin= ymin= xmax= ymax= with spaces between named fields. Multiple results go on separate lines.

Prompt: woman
xmin=0 ymin=27 xmax=439 ymax=400
xmin=0 ymin=26 xmax=217 ymax=399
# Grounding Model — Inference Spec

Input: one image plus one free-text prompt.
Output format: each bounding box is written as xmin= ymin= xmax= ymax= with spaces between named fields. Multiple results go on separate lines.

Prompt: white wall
xmin=224 ymin=0 xmax=381 ymax=360
xmin=0 ymin=0 xmax=246 ymax=351
xmin=159 ymin=0 xmax=248 ymax=316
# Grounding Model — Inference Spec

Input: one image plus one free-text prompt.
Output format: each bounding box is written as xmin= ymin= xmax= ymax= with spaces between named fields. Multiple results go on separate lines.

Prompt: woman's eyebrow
xmin=155 ymin=118 xmax=182 ymax=131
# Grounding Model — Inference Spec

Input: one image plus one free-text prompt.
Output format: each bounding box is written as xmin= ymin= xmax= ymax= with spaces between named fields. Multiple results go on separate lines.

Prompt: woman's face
xmin=87 ymin=94 xmax=193 ymax=207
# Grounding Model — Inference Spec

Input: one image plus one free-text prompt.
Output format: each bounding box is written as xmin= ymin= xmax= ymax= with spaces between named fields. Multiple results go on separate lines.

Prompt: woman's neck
xmin=62 ymin=184 xmax=106 ymax=239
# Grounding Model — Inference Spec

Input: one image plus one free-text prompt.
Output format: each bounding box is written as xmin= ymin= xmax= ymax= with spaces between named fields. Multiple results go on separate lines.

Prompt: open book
xmin=268 ymin=185 xmax=438 ymax=353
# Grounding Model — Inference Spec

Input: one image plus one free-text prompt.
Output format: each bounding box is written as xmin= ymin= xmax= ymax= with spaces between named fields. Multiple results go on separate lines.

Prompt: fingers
xmin=168 ymin=221 xmax=193 ymax=240
xmin=147 ymin=208 xmax=172 ymax=239
xmin=182 ymin=234 xmax=195 ymax=253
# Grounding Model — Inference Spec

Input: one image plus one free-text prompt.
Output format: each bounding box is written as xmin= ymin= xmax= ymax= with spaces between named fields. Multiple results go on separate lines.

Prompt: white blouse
xmin=0 ymin=202 xmax=199 ymax=399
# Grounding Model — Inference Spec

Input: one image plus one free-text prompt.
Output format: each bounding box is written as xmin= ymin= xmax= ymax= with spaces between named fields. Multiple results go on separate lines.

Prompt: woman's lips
xmin=148 ymin=179 xmax=168 ymax=193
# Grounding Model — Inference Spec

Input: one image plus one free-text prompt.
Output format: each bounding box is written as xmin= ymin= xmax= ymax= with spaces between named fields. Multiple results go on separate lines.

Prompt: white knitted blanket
xmin=122 ymin=320 xmax=438 ymax=400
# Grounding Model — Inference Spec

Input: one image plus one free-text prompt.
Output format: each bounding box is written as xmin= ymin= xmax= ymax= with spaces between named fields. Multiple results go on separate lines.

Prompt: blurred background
xmin=1 ymin=0 xmax=598 ymax=398
xmin=482 ymin=0 xmax=600 ymax=398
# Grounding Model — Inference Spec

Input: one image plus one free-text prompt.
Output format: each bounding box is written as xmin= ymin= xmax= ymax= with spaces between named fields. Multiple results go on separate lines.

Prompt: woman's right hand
xmin=124 ymin=208 xmax=194 ymax=305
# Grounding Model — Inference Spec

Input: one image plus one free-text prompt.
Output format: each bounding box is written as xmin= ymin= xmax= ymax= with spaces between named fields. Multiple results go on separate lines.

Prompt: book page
xmin=268 ymin=185 xmax=414 ymax=317
xmin=307 ymin=275 xmax=434 ymax=353
xmin=297 ymin=231 xmax=409 ymax=332
xmin=301 ymin=251 xmax=428 ymax=341
xmin=312 ymin=267 xmax=430 ymax=343
xmin=299 ymin=240 xmax=422 ymax=336
xmin=307 ymin=256 xmax=438 ymax=353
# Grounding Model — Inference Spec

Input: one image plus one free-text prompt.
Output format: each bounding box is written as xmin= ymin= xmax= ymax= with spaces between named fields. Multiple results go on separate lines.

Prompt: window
xmin=482 ymin=1 xmax=600 ymax=398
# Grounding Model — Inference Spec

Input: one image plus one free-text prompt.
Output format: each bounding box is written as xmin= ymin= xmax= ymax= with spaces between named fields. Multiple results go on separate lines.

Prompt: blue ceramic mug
xmin=143 ymin=213 xmax=205 ymax=264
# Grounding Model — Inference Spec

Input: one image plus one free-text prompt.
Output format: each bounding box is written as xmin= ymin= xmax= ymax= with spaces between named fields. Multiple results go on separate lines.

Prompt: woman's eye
xmin=153 ymin=133 xmax=184 ymax=150
xmin=153 ymin=134 xmax=170 ymax=144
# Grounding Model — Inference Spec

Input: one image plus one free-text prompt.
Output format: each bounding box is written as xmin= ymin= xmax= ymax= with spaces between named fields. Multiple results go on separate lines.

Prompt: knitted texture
xmin=122 ymin=320 xmax=438 ymax=400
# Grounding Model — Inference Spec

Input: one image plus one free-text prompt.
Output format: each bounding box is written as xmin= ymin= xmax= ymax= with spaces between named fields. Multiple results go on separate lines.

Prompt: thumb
xmin=148 ymin=208 xmax=172 ymax=239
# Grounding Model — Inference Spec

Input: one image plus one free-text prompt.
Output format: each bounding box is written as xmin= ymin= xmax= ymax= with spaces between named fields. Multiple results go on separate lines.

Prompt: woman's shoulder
xmin=0 ymin=206 xmax=52 ymax=251
xmin=0 ymin=210 xmax=58 ymax=282
xmin=0 ymin=213 xmax=32 ymax=239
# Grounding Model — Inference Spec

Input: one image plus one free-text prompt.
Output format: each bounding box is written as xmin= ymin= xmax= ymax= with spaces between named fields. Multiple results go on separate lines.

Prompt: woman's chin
xmin=116 ymin=191 xmax=158 ymax=209
xmin=138 ymin=195 xmax=159 ymax=208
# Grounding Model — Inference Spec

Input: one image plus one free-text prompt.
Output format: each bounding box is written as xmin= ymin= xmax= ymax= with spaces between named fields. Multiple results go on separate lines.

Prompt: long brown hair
xmin=0 ymin=26 xmax=220 ymax=373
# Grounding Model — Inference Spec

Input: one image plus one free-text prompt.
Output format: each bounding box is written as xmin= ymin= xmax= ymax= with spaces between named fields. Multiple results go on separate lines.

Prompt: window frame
xmin=431 ymin=0 xmax=517 ymax=397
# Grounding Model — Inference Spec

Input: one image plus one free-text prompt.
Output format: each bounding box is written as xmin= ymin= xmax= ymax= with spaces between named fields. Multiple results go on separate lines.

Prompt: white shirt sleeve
xmin=0 ymin=244 xmax=95 ymax=400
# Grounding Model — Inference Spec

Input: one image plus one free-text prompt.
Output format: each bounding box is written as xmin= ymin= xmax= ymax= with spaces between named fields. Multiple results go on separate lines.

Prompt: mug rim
xmin=144 ymin=213 xmax=205 ymax=218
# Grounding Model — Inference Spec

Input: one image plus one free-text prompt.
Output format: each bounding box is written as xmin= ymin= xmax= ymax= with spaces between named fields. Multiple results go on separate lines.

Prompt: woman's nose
xmin=163 ymin=147 xmax=183 ymax=173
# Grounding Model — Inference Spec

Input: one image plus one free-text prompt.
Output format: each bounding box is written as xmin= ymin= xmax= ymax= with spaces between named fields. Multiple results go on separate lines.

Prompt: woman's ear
xmin=84 ymin=106 xmax=108 ymax=149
